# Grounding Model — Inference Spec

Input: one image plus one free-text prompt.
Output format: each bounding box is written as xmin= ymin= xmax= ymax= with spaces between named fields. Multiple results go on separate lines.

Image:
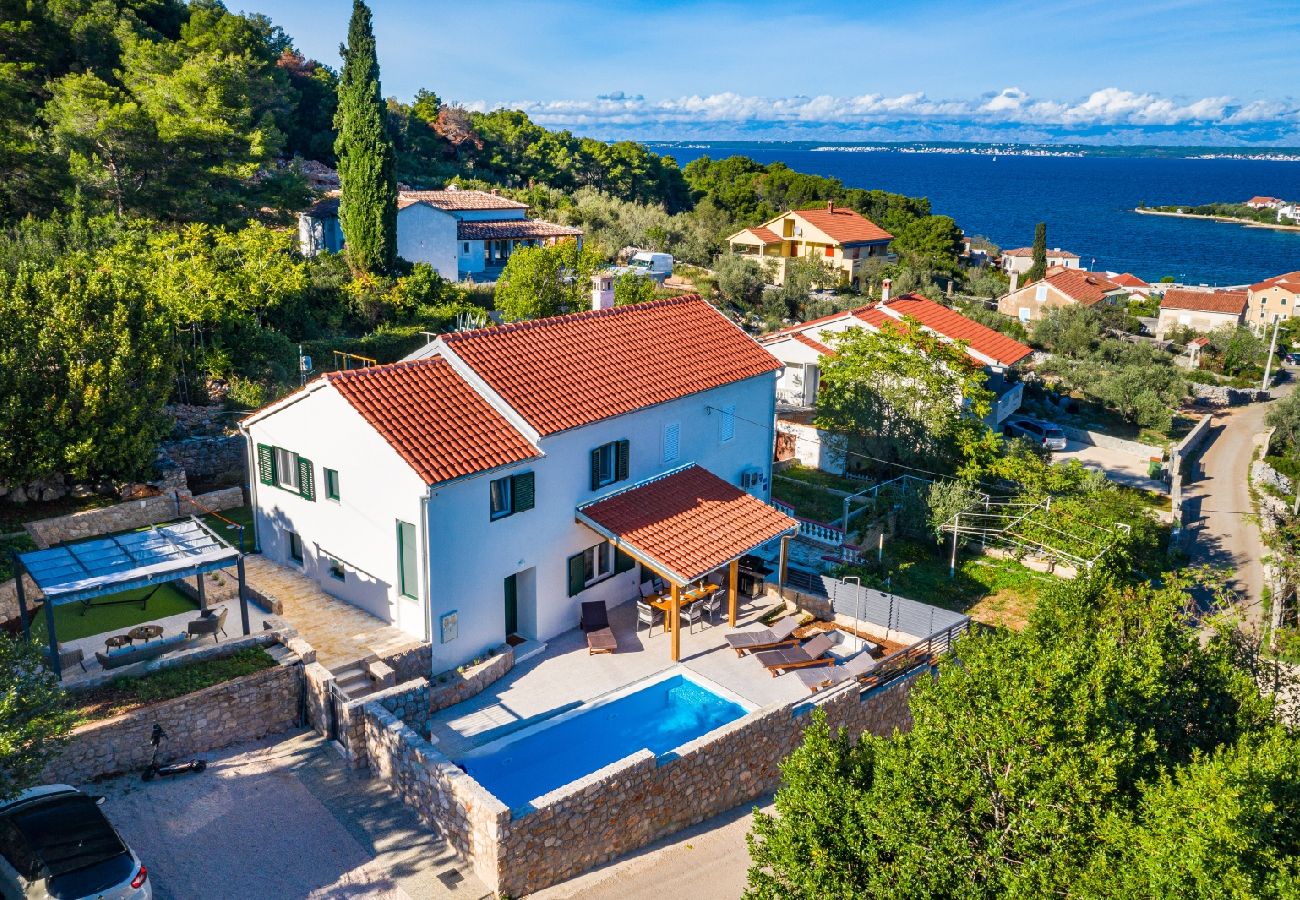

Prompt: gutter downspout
xmin=419 ymin=486 xmax=433 ymax=645
xmin=238 ymin=424 xmax=261 ymax=555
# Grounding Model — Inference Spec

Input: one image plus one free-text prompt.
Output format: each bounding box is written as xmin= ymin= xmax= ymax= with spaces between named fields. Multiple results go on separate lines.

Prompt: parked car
xmin=1004 ymin=418 xmax=1069 ymax=451
xmin=0 ymin=785 xmax=150 ymax=899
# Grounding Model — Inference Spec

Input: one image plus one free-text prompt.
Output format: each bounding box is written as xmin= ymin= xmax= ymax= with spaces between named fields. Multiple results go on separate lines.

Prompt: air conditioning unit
xmin=740 ymin=469 xmax=767 ymax=490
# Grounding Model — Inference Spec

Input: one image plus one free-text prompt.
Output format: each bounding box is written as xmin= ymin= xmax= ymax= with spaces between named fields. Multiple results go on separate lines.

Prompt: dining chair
xmin=702 ymin=588 xmax=728 ymax=626
xmin=636 ymin=599 xmax=662 ymax=636
xmin=679 ymin=602 xmax=706 ymax=634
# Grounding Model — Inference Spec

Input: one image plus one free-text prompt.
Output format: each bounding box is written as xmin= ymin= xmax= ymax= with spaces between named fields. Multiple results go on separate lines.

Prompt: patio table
xmin=647 ymin=583 xmax=720 ymax=633
xmin=105 ymin=634 xmax=132 ymax=651
xmin=128 ymin=624 xmax=164 ymax=642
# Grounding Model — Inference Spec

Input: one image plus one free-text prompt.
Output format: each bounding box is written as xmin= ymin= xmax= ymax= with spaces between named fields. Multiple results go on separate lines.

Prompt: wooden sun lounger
xmin=795 ymin=650 xmax=878 ymax=692
xmin=587 ymin=627 xmax=617 ymax=655
xmin=724 ymin=615 xmax=801 ymax=656
xmin=753 ymin=633 xmax=836 ymax=677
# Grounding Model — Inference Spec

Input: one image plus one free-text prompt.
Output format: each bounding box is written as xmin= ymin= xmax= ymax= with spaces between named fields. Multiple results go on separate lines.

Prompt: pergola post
xmin=778 ymin=535 xmax=790 ymax=600
xmin=197 ymin=573 xmax=207 ymax=613
xmin=670 ymin=583 xmax=681 ymax=662
xmin=236 ymin=556 xmax=251 ymax=636
xmin=43 ymin=589 xmax=60 ymax=679
xmin=728 ymin=560 xmax=739 ymax=627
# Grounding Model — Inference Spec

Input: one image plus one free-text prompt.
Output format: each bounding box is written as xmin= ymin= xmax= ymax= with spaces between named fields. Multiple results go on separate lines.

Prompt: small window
xmin=590 ymin=440 xmax=628 ymax=490
xmin=327 ymin=556 xmax=345 ymax=581
xmin=288 ymin=531 xmax=303 ymax=565
xmin=490 ymin=476 xmax=512 ymax=520
xmin=1018 ymin=307 xmax=1031 ymax=322
xmin=663 ymin=423 xmax=680 ymax=463
xmin=463 ymin=242 xmax=469 ymax=253
xmin=1034 ymin=285 xmax=1048 ymax=302
xmin=324 ymin=468 xmax=340 ymax=501
xmin=397 ymin=520 xmax=418 ymax=599
xmin=489 ymin=471 xmax=534 ymax=520
xmin=719 ymin=404 xmax=736 ymax=442
xmin=583 ymin=542 xmax=612 ymax=586
xmin=275 ymin=447 xmax=300 ymax=491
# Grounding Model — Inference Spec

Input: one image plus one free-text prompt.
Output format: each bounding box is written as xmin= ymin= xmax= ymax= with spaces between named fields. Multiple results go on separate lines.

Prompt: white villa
xmin=999 ymin=246 xmax=1082 ymax=275
xmin=298 ymin=187 xmax=582 ymax=281
xmin=240 ymin=296 xmax=793 ymax=672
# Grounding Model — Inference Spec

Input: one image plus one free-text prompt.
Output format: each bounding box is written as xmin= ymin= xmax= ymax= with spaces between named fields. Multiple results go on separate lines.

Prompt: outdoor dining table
xmin=646 ymin=583 xmax=720 ymax=634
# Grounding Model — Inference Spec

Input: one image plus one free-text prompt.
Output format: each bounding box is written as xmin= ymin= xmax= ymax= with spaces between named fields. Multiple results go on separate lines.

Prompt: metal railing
xmin=857 ymin=618 xmax=971 ymax=693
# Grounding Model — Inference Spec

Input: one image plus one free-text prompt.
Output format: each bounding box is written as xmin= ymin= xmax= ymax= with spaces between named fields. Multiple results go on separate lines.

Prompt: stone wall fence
xmin=161 ymin=434 xmax=246 ymax=481
xmin=24 ymin=486 xmax=245 ymax=549
xmin=1056 ymin=424 xmax=1164 ymax=459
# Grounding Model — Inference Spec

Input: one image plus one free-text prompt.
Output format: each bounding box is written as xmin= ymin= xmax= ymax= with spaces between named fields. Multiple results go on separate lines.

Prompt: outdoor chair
xmin=187 ymin=606 xmax=228 ymax=643
xmin=636 ymin=600 xmax=663 ymax=636
xmin=43 ymin=643 xmax=87 ymax=675
xmin=724 ymin=615 xmax=801 ymax=656
xmin=753 ymin=633 xmax=837 ymax=677
xmin=678 ymin=601 xmax=706 ymax=634
xmin=795 ymin=650 xmax=878 ymax=693
xmin=702 ymin=588 xmax=727 ymax=625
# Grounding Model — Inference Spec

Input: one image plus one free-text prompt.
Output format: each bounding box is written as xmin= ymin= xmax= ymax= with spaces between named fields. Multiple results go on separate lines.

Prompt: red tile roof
xmin=1003 ymin=247 xmax=1080 ymax=258
xmin=1249 ymin=271 xmax=1300 ymax=293
xmin=1110 ymin=272 xmax=1149 ymax=288
xmin=398 ymin=189 xmax=528 ymax=211
xmin=456 ymin=219 xmax=582 ymax=241
xmin=873 ymin=294 xmax=1032 ymax=367
xmin=741 ymin=226 xmax=782 ymax=244
xmin=1247 ymin=196 xmax=1282 ymax=206
xmin=326 ymin=358 xmax=538 ymax=485
xmin=1159 ymin=289 xmax=1248 ymax=315
xmin=792 ymin=206 xmax=893 ymax=245
xmin=442 ymin=295 xmax=781 ymax=436
xmin=578 ymin=465 xmax=798 ymax=584
xmin=1038 ymin=267 xmax=1122 ymax=306
xmin=792 ymin=332 xmax=836 ymax=356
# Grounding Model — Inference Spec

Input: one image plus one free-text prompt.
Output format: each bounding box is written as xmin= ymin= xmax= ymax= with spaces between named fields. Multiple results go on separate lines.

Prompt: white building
xmin=240 ymin=296 xmax=791 ymax=672
xmin=999 ymin=246 xmax=1082 ymax=275
xmin=298 ymin=188 xmax=582 ymax=282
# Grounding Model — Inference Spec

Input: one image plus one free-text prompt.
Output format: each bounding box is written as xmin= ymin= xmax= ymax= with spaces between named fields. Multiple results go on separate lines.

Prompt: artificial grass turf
xmin=29 ymin=583 xmax=199 ymax=643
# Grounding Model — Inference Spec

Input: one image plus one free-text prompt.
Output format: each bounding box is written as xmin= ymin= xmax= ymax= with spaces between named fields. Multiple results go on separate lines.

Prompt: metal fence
xmin=857 ymin=618 xmax=971 ymax=693
xmin=820 ymin=575 xmax=970 ymax=638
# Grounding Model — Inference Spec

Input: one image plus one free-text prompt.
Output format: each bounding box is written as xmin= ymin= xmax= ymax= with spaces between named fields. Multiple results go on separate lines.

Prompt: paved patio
xmin=428 ymin=593 xmax=814 ymax=759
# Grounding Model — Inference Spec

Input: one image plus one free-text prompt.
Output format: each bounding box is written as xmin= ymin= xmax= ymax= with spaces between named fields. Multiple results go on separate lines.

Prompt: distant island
xmin=1135 ymin=198 xmax=1300 ymax=232
xmin=643 ymin=140 xmax=1300 ymax=161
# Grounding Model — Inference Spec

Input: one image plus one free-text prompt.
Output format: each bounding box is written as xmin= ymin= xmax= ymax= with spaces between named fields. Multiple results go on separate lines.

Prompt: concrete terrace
xmin=427 ymin=595 xmax=816 ymax=759
xmin=242 ymin=555 xmax=424 ymax=670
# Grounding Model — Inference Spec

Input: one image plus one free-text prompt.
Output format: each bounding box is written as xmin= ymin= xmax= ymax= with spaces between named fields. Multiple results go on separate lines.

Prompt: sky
xmin=248 ymin=0 xmax=1300 ymax=145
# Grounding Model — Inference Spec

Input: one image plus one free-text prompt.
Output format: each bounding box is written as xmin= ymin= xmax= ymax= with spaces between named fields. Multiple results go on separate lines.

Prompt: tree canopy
xmin=0 ymin=637 xmax=74 ymax=801
xmin=493 ymin=240 xmax=602 ymax=322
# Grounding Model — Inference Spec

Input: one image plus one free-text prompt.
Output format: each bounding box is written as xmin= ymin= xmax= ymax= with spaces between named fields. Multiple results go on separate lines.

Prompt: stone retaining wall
xmin=1056 ymin=424 xmax=1164 ymax=459
xmin=43 ymin=645 xmax=303 ymax=784
xmin=24 ymin=487 xmax=245 ymax=549
xmin=161 ymin=435 xmax=246 ymax=481
xmin=1191 ymin=383 xmax=1263 ymax=407
xmin=1253 ymin=460 xmax=1294 ymax=497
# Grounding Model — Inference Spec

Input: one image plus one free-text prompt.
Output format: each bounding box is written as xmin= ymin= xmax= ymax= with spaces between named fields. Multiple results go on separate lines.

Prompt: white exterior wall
xmin=421 ymin=372 xmax=778 ymax=672
xmin=459 ymin=239 xmax=486 ymax=276
xmin=396 ymin=204 xmax=458 ymax=279
xmin=245 ymin=386 xmax=431 ymax=640
xmin=452 ymin=207 xmax=527 ymax=222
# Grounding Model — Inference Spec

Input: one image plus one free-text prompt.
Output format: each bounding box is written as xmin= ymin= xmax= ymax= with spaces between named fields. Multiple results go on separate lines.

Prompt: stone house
xmin=997 ymin=266 xmax=1126 ymax=324
xmin=999 ymin=246 xmax=1081 ymax=275
xmin=1155 ymin=288 xmax=1248 ymax=339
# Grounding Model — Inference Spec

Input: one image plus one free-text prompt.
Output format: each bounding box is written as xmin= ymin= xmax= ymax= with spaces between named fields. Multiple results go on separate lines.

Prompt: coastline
xmin=1133 ymin=207 xmax=1300 ymax=233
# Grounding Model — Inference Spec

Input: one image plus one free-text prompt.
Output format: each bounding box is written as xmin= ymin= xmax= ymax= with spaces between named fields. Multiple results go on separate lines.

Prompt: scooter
xmin=141 ymin=724 xmax=208 ymax=781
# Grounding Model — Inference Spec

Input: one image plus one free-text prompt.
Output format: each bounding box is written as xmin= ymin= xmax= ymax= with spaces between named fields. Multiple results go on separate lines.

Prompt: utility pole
xmin=1261 ymin=316 xmax=1281 ymax=393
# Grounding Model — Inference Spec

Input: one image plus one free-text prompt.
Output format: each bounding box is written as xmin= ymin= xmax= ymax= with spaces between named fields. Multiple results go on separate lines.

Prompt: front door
xmin=503 ymin=573 xmax=518 ymax=638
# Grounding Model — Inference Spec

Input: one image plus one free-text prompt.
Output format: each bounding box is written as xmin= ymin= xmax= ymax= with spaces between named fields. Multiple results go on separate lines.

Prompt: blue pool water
xmin=459 ymin=674 xmax=747 ymax=810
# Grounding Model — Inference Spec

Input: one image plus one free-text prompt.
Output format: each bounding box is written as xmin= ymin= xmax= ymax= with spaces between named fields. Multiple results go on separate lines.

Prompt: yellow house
xmin=1247 ymin=271 xmax=1300 ymax=330
xmin=726 ymin=201 xmax=893 ymax=286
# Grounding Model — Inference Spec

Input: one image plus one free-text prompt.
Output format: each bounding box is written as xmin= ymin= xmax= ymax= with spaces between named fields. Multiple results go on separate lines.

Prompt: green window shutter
xmin=567 ymin=552 xmax=586 ymax=597
xmin=615 ymin=439 xmax=630 ymax=482
xmin=512 ymin=471 xmax=535 ymax=512
xmin=590 ymin=447 xmax=601 ymax=491
xmin=298 ymin=457 xmax=316 ymax=501
xmin=614 ymin=547 xmax=635 ymax=574
xmin=257 ymin=444 xmax=276 ymax=485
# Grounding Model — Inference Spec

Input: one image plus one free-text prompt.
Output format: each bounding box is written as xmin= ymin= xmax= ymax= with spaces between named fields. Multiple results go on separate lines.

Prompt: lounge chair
xmin=579 ymin=601 xmax=609 ymax=632
xmin=586 ymin=627 xmax=617 ymax=655
xmin=795 ymin=650 xmax=878 ymax=693
xmin=753 ymin=633 xmax=837 ymax=677
xmin=724 ymin=615 xmax=801 ymax=656
xmin=187 ymin=606 xmax=228 ymax=643
xmin=43 ymin=643 xmax=87 ymax=675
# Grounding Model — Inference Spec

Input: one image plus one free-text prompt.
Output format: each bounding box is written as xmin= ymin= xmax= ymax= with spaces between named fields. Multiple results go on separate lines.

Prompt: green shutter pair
xmin=588 ymin=440 xmax=630 ymax=490
xmin=257 ymin=444 xmax=276 ymax=485
xmin=512 ymin=471 xmax=535 ymax=512
xmin=567 ymin=552 xmax=585 ymax=597
xmin=255 ymin=444 xmax=314 ymax=501
xmin=298 ymin=457 xmax=315 ymax=501
xmin=614 ymin=547 xmax=635 ymax=574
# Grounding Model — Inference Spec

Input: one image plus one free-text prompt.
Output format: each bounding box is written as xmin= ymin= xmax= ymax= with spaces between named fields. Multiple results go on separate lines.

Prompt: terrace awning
xmin=577 ymin=465 xmax=798 ymax=661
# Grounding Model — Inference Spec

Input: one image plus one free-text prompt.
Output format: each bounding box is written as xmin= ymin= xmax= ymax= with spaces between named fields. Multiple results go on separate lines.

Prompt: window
xmin=662 ymin=423 xmax=680 ymax=463
xmin=719 ymin=404 xmax=736 ymax=442
xmin=1018 ymin=307 xmax=1031 ymax=323
xmin=590 ymin=440 xmax=629 ymax=490
xmin=324 ymin=468 xmax=340 ymax=501
xmin=462 ymin=242 xmax=470 ymax=253
xmin=288 ymin=531 xmax=303 ymax=565
xmin=327 ymin=556 xmax=345 ymax=581
xmin=566 ymin=541 xmax=636 ymax=596
xmin=489 ymin=471 xmax=534 ymax=520
xmin=256 ymin=444 xmax=315 ymax=501
xmin=275 ymin=447 xmax=300 ymax=491
xmin=1034 ymin=285 xmax=1048 ymax=302
xmin=584 ymin=542 xmax=612 ymax=585
xmin=397 ymin=520 xmax=418 ymax=599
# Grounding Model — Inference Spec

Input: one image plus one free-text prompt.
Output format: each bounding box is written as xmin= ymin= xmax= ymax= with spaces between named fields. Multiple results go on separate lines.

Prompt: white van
xmin=627 ymin=251 xmax=673 ymax=282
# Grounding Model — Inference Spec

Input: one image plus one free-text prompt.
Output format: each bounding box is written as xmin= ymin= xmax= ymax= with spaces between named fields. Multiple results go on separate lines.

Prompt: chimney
xmin=826 ymin=199 xmax=835 ymax=213
xmin=881 ymin=278 xmax=892 ymax=304
xmin=1010 ymin=271 xmax=1020 ymax=292
xmin=591 ymin=272 xmax=614 ymax=311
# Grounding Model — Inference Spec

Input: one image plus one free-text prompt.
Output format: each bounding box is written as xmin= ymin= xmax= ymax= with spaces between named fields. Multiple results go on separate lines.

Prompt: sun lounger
xmin=586 ymin=626 xmax=618 ymax=655
xmin=724 ymin=615 xmax=801 ymax=656
xmin=795 ymin=650 xmax=878 ymax=692
xmin=753 ymin=633 xmax=836 ymax=677
xmin=580 ymin=600 xmax=610 ymax=632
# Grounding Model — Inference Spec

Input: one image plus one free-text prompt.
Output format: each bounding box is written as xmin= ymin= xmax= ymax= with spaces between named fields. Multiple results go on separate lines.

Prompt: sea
xmin=649 ymin=143 xmax=1300 ymax=287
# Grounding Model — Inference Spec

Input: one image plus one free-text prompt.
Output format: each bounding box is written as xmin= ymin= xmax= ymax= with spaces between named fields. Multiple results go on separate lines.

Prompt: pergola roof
xmin=577 ymin=465 xmax=798 ymax=585
xmin=18 ymin=518 xmax=239 ymax=605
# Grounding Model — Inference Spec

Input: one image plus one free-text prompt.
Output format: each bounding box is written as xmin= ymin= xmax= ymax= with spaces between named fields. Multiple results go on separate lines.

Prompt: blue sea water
xmin=654 ymin=144 xmax=1300 ymax=287
xmin=458 ymin=674 xmax=746 ymax=810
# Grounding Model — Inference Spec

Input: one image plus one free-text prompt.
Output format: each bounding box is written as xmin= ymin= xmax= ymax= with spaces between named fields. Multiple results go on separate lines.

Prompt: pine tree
xmin=1026 ymin=221 xmax=1048 ymax=283
xmin=333 ymin=0 xmax=396 ymax=274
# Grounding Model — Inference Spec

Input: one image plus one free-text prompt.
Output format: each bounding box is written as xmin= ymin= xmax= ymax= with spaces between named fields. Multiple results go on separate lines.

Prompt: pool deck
xmin=428 ymin=594 xmax=812 ymax=759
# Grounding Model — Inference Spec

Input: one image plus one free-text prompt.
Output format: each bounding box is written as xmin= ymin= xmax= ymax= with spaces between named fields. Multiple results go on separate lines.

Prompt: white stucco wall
xmin=244 ymin=385 xmax=430 ymax=640
xmin=452 ymin=207 xmax=527 ymax=222
xmin=396 ymin=204 xmax=458 ymax=279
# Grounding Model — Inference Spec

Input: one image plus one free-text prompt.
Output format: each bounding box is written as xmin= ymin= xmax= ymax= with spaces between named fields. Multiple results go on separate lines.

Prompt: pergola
xmin=577 ymin=464 xmax=799 ymax=662
xmin=13 ymin=518 xmax=250 ymax=678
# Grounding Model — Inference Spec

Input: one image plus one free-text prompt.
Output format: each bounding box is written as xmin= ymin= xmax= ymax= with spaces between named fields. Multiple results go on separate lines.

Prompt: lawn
xmin=200 ymin=504 xmax=257 ymax=552
xmin=772 ymin=477 xmax=849 ymax=525
xmin=774 ymin=462 xmax=865 ymax=494
xmin=72 ymin=646 xmax=277 ymax=721
xmin=30 ymin=583 xmax=198 ymax=643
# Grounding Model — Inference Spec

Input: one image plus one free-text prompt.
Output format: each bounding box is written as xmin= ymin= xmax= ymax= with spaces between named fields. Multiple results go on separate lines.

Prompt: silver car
xmin=1005 ymin=418 xmax=1069 ymax=451
xmin=0 ymin=785 xmax=150 ymax=899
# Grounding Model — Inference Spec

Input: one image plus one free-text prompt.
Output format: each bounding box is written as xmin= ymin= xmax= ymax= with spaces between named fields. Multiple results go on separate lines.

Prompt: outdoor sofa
xmin=95 ymin=633 xmax=189 ymax=670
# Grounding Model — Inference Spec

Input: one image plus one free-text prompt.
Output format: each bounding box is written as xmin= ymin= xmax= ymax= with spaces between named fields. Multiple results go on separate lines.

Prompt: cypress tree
xmin=334 ymin=0 xmax=396 ymax=274
xmin=1026 ymin=221 xmax=1047 ymax=282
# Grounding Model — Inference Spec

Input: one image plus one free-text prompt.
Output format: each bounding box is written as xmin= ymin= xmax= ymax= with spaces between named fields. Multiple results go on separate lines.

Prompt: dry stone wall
xmin=24 ymin=487 xmax=244 ymax=549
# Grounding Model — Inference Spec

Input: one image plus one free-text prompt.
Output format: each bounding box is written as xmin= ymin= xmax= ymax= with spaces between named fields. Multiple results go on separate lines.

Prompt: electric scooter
xmin=142 ymin=724 xmax=208 ymax=781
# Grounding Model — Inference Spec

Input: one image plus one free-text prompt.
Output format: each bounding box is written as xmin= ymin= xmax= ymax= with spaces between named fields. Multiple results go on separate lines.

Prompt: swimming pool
xmin=458 ymin=672 xmax=749 ymax=810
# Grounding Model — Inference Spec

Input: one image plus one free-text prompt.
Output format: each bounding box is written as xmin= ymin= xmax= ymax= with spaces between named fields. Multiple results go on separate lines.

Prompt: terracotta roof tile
xmin=1003 ymin=247 xmax=1080 ymax=258
xmin=791 ymin=206 xmax=893 ymax=245
xmin=326 ymin=358 xmax=538 ymax=485
xmin=1110 ymin=272 xmax=1149 ymax=288
xmin=792 ymin=332 xmax=836 ymax=355
xmin=578 ymin=465 xmax=798 ymax=584
xmin=456 ymin=219 xmax=582 ymax=241
xmin=442 ymin=295 xmax=781 ymax=436
xmin=872 ymin=294 xmax=1033 ymax=367
xmin=1249 ymin=271 xmax=1300 ymax=292
xmin=1160 ymin=289 xmax=1248 ymax=315
xmin=745 ymin=226 xmax=782 ymax=244
xmin=1038 ymin=268 xmax=1122 ymax=305
xmin=397 ymin=189 xmax=527 ymax=211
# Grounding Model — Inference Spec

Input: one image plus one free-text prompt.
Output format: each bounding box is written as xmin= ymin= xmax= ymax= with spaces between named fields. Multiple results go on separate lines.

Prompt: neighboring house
xmin=1155 ymin=288 xmax=1248 ymax=338
xmin=725 ymin=202 xmax=894 ymax=287
xmin=999 ymin=247 xmax=1081 ymax=275
xmin=1247 ymin=271 xmax=1300 ymax=328
xmin=1277 ymin=203 xmax=1300 ymax=223
xmin=997 ymin=267 xmax=1125 ymax=323
xmin=1108 ymin=272 xmax=1153 ymax=301
xmin=240 ymin=295 xmax=785 ymax=672
xmin=1246 ymin=196 xmax=1284 ymax=209
xmin=297 ymin=187 xmax=582 ymax=281
xmin=759 ymin=290 xmax=1033 ymax=471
